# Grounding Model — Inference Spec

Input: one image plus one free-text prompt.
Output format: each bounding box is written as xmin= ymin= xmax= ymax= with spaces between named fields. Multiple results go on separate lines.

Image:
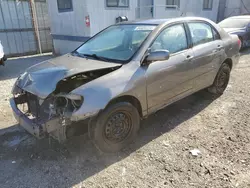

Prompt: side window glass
xmin=151 ymin=24 xmax=188 ymax=54
xmin=188 ymin=22 xmax=213 ymax=46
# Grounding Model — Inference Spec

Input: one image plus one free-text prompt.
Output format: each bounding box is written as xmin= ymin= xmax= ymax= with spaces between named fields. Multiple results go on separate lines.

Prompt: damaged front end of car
xmin=10 ymin=65 xmax=120 ymax=142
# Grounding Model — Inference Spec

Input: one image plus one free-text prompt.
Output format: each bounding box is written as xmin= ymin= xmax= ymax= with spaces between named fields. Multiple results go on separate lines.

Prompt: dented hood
xmin=14 ymin=54 xmax=121 ymax=99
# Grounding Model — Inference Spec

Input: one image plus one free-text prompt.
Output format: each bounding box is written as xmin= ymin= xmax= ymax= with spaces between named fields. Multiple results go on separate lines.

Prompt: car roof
xmin=126 ymin=19 xmax=172 ymax=25
xmin=120 ymin=17 xmax=212 ymax=25
xmin=227 ymin=16 xmax=250 ymax=19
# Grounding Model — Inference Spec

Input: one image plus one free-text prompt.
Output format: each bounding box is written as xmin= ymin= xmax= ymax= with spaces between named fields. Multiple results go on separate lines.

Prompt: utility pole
xmin=29 ymin=0 xmax=42 ymax=54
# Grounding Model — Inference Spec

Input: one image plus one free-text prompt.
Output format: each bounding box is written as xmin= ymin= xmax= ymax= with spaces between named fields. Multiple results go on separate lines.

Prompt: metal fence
xmin=0 ymin=0 xmax=52 ymax=57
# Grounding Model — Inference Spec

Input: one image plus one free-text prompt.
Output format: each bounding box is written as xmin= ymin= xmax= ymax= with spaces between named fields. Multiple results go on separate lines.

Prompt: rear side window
xmin=188 ymin=22 xmax=213 ymax=46
xmin=212 ymin=28 xmax=220 ymax=40
xmin=151 ymin=24 xmax=188 ymax=54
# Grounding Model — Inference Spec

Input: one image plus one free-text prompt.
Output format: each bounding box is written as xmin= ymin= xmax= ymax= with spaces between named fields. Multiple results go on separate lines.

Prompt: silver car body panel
xmin=10 ymin=17 xmax=240 ymax=141
xmin=71 ymin=17 xmax=240 ymax=120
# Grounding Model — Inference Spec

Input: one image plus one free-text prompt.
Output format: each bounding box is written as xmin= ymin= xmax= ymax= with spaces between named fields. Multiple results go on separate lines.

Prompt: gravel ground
xmin=0 ymin=51 xmax=250 ymax=188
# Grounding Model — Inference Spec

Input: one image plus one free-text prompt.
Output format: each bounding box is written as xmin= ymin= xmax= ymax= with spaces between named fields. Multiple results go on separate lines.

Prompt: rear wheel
xmin=208 ymin=63 xmax=231 ymax=95
xmin=89 ymin=102 xmax=140 ymax=153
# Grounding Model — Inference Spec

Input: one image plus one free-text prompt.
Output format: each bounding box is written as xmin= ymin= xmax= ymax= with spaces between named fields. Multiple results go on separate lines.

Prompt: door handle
xmin=186 ymin=55 xmax=194 ymax=60
xmin=213 ymin=45 xmax=223 ymax=53
xmin=217 ymin=45 xmax=223 ymax=50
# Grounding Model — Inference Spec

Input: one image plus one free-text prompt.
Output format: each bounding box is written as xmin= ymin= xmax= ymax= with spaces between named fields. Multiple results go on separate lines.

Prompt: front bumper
xmin=10 ymin=98 xmax=45 ymax=139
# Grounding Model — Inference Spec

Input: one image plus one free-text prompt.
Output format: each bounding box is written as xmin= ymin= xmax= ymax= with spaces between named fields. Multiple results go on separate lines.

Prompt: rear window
xmin=219 ymin=18 xmax=250 ymax=28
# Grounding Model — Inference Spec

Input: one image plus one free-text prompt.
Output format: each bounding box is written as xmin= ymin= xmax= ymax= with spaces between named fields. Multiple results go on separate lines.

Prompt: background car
xmin=0 ymin=41 xmax=7 ymax=66
xmin=219 ymin=16 xmax=250 ymax=50
xmin=10 ymin=17 xmax=241 ymax=152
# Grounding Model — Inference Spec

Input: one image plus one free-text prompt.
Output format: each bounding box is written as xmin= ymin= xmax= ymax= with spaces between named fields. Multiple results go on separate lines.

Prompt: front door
xmin=145 ymin=23 xmax=194 ymax=113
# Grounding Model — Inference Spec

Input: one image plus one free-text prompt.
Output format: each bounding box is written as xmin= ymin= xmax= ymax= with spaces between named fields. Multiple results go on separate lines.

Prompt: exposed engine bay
xmin=54 ymin=67 xmax=116 ymax=93
xmin=12 ymin=67 xmax=120 ymax=141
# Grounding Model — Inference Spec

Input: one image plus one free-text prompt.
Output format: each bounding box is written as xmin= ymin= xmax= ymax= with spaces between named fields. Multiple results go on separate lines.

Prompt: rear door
xmin=187 ymin=22 xmax=224 ymax=90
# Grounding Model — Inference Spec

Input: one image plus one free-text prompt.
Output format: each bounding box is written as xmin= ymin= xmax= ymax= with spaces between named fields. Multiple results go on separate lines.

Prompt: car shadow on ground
xmin=0 ymin=54 xmax=53 ymax=81
xmin=240 ymin=48 xmax=250 ymax=57
xmin=0 ymin=90 xmax=217 ymax=187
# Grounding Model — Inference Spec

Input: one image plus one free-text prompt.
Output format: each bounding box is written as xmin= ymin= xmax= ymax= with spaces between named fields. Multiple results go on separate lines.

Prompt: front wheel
xmin=89 ymin=102 xmax=140 ymax=153
xmin=208 ymin=63 xmax=231 ymax=95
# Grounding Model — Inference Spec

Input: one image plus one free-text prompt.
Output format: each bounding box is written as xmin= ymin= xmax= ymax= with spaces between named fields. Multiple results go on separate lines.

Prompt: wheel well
xmin=224 ymin=58 xmax=233 ymax=70
xmin=108 ymin=95 xmax=143 ymax=117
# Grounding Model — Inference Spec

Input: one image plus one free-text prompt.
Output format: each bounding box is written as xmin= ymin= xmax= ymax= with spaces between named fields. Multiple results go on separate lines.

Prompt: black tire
xmin=89 ymin=102 xmax=140 ymax=153
xmin=208 ymin=63 xmax=231 ymax=95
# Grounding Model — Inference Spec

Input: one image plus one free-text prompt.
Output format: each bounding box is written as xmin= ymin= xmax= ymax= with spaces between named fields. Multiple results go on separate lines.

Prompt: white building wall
xmin=241 ymin=0 xmax=250 ymax=14
xmin=47 ymin=0 xmax=223 ymax=55
xmin=86 ymin=0 xmax=137 ymax=36
xmin=48 ymin=0 xmax=138 ymax=54
xmin=154 ymin=0 xmax=220 ymax=22
xmin=224 ymin=0 xmax=241 ymax=17
xmin=47 ymin=0 xmax=90 ymax=54
xmin=48 ymin=0 xmax=89 ymax=37
xmin=137 ymin=0 xmax=154 ymax=19
xmin=224 ymin=0 xmax=250 ymax=18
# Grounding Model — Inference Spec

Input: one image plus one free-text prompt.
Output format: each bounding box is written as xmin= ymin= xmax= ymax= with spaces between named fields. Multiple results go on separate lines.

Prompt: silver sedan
xmin=11 ymin=17 xmax=240 ymax=152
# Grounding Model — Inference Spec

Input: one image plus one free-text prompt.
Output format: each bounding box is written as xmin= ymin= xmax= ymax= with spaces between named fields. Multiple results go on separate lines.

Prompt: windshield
xmin=219 ymin=18 xmax=250 ymax=28
xmin=75 ymin=24 xmax=156 ymax=63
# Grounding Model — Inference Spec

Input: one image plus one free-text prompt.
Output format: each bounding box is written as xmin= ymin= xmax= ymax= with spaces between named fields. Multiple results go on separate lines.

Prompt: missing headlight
xmin=52 ymin=93 xmax=83 ymax=117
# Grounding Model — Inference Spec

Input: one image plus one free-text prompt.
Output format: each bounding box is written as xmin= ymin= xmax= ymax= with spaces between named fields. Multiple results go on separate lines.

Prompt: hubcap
xmin=104 ymin=112 xmax=132 ymax=143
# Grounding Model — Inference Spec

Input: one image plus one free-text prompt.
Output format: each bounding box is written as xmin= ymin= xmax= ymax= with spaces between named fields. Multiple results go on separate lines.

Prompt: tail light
xmin=238 ymin=39 xmax=242 ymax=49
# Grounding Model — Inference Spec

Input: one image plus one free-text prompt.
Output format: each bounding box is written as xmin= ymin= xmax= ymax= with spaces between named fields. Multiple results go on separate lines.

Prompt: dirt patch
xmin=1 ymin=52 xmax=250 ymax=188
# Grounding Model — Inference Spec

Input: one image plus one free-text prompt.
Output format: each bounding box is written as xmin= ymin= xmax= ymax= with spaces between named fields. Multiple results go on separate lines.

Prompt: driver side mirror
xmin=144 ymin=50 xmax=170 ymax=65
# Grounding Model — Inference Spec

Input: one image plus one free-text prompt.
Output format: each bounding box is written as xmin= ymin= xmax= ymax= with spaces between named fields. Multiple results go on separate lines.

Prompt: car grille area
xmin=26 ymin=92 xmax=39 ymax=117
xmin=14 ymin=90 xmax=50 ymax=121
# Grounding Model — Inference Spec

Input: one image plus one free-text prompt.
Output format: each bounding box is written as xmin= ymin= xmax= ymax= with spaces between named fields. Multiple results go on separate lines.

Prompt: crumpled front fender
xmin=70 ymin=63 xmax=147 ymax=122
xmin=70 ymin=86 xmax=123 ymax=121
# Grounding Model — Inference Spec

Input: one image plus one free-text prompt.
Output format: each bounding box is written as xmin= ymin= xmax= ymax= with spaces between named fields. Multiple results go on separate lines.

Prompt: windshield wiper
xmin=72 ymin=52 xmax=123 ymax=63
xmin=82 ymin=54 xmax=109 ymax=62
xmin=71 ymin=51 xmax=86 ymax=58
